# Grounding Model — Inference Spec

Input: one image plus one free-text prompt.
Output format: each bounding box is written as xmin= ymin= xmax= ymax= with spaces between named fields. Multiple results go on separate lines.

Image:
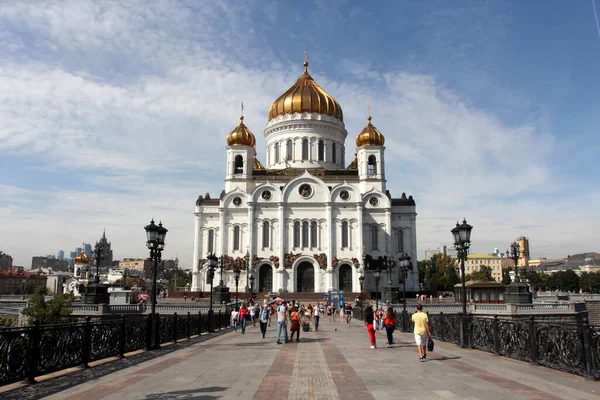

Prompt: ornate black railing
xmin=352 ymin=307 xmax=599 ymax=380
xmin=0 ymin=310 xmax=230 ymax=386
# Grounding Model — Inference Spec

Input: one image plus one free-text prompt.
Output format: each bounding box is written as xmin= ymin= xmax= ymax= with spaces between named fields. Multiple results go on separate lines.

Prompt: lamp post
xmin=504 ymin=241 xmax=532 ymax=304
xmin=451 ymin=218 xmax=473 ymax=348
xmin=374 ymin=266 xmax=381 ymax=310
xmin=83 ymin=239 xmax=110 ymax=304
xmin=398 ymin=252 xmax=412 ymax=331
xmin=508 ymin=242 xmax=520 ymax=283
xmin=145 ymin=219 xmax=168 ymax=316
xmin=218 ymin=255 xmax=225 ymax=286
xmin=233 ymin=266 xmax=241 ymax=307
xmin=359 ymin=274 xmax=365 ymax=301
xmin=206 ymin=253 xmax=218 ymax=332
xmin=249 ymin=275 xmax=255 ymax=294
xmin=244 ymin=251 xmax=250 ymax=293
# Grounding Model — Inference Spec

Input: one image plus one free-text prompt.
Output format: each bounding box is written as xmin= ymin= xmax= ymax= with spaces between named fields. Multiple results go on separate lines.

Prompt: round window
xmin=299 ymin=184 xmax=312 ymax=198
xmin=262 ymin=190 xmax=272 ymax=200
xmin=369 ymin=197 xmax=379 ymax=207
xmin=233 ymin=197 xmax=242 ymax=206
xmin=340 ymin=190 xmax=350 ymax=201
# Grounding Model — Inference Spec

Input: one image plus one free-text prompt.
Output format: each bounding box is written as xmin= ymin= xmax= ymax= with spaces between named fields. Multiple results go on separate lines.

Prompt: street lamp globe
xmin=233 ymin=266 xmax=241 ymax=281
xmin=145 ymin=219 xmax=160 ymax=246
xmin=359 ymin=274 xmax=365 ymax=287
xmin=373 ymin=268 xmax=381 ymax=279
xmin=157 ymin=221 xmax=168 ymax=246
xmin=458 ymin=218 xmax=473 ymax=245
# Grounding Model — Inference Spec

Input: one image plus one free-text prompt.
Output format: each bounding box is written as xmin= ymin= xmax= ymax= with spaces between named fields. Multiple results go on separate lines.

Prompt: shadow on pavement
xmin=0 ymin=331 xmax=229 ymax=400
xmin=429 ymin=356 xmax=461 ymax=361
xmin=145 ymin=386 xmax=227 ymax=400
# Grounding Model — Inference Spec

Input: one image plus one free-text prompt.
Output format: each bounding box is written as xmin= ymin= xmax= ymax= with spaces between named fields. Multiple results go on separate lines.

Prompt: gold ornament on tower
xmin=226 ymin=115 xmax=256 ymax=147
xmin=74 ymin=250 xmax=90 ymax=264
xmin=355 ymin=115 xmax=385 ymax=147
xmin=268 ymin=61 xmax=343 ymax=122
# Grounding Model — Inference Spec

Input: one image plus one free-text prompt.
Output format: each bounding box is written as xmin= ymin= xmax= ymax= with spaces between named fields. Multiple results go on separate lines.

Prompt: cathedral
xmin=192 ymin=60 xmax=418 ymax=295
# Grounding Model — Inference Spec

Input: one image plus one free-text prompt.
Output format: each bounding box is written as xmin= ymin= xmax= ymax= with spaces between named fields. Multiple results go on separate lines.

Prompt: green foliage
xmin=466 ymin=265 xmax=494 ymax=281
xmin=0 ymin=316 xmax=14 ymax=328
xmin=165 ymin=270 xmax=192 ymax=292
xmin=21 ymin=286 xmax=74 ymax=325
xmin=419 ymin=253 xmax=460 ymax=292
xmin=580 ymin=272 xmax=600 ymax=293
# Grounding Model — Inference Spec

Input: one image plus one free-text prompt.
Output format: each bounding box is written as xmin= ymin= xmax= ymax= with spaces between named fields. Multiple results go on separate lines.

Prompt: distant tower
xmin=516 ymin=237 xmax=530 ymax=267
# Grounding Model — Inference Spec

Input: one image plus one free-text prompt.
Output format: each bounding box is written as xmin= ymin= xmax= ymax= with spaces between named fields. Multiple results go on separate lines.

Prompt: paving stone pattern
xmin=1 ymin=318 xmax=599 ymax=399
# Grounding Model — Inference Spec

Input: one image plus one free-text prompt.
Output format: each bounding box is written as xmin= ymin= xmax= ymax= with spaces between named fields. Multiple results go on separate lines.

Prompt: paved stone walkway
xmin=1 ymin=319 xmax=599 ymax=399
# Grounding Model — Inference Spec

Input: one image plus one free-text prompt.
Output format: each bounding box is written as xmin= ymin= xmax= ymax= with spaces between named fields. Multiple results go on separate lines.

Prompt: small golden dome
xmin=268 ymin=61 xmax=343 ymax=122
xmin=226 ymin=116 xmax=256 ymax=147
xmin=253 ymin=152 xmax=265 ymax=170
xmin=74 ymin=250 xmax=90 ymax=264
xmin=355 ymin=116 xmax=385 ymax=147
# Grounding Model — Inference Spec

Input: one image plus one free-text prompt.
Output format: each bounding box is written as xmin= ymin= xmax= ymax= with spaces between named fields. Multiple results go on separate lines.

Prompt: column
xmin=325 ymin=202 xmax=333 ymax=291
xmin=192 ymin=211 xmax=202 ymax=291
xmin=219 ymin=207 xmax=226 ymax=257
xmin=248 ymin=203 xmax=255 ymax=259
xmin=354 ymin=204 xmax=363 ymax=292
xmin=385 ymin=208 xmax=392 ymax=254
xmin=278 ymin=203 xmax=285 ymax=292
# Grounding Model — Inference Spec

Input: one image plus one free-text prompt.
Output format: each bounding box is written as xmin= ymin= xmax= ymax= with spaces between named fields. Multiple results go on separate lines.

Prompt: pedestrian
xmin=376 ymin=306 xmax=384 ymax=330
xmin=384 ymin=307 xmax=396 ymax=348
xmin=411 ymin=304 xmax=432 ymax=362
xmin=290 ymin=305 xmax=301 ymax=342
xmin=249 ymin=303 xmax=256 ymax=328
xmin=231 ymin=307 xmax=239 ymax=333
xmin=276 ymin=301 xmax=289 ymax=344
xmin=239 ymin=303 xmax=248 ymax=334
xmin=364 ymin=304 xmax=376 ymax=349
xmin=313 ymin=302 xmax=321 ymax=331
xmin=327 ymin=304 xmax=332 ymax=321
xmin=259 ymin=305 xmax=269 ymax=339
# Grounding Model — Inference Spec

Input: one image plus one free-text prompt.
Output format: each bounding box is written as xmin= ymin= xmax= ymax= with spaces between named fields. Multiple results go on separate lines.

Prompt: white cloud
xmin=0 ymin=1 xmax=596 ymax=268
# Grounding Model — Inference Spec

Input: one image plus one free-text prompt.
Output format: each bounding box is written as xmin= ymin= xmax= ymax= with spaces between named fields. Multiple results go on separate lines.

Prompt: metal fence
xmin=353 ymin=307 xmax=599 ymax=380
xmin=0 ymin=310 xmax=230 ymax=386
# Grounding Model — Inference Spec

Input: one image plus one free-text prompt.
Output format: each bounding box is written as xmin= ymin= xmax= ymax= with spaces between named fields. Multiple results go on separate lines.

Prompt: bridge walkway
xmin=1 ymin=318 xmax=598 ymax=399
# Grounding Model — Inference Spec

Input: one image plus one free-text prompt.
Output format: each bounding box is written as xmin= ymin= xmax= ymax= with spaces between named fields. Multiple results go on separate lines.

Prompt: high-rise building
xmin=94 ymin=230 xmax=114 ymax=271
xmin=516 ymin=237 xmax=530 ymax=267
xmin=69 ymin=251 xmax=77 ymax=259
xmin=0 ymin=251 xmax=13 ymax=270
xmin=84 ymin=243 xmax=92 ymax=257
xmin=75 ymin=247 xmax=83 ymax=255
xmin=424 ymin=246 xmax=456 ymax=260
xmin=57 ymin=250 xmax=65 ymax=260
xmin=192 ymin=60 xmax=419 ymax=294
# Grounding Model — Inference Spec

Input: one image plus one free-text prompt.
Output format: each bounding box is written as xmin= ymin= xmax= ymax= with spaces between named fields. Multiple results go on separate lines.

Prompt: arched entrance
xmin=339 ymin=264 xmax=353 ymax=292
xmin=259 ymin=264 xmax=273 ymax=293
xmin=296 ymin=262 xmax=314 ymax=292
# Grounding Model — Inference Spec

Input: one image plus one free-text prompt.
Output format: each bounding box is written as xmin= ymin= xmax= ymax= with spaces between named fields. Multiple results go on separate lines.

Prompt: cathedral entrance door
xmin=339 ymin=264 xmax=352 ymax=292
xmin=296 ymin=262 xmax=314 ymax=292
xmin=259 ymin=264 xmax=273 ymax=293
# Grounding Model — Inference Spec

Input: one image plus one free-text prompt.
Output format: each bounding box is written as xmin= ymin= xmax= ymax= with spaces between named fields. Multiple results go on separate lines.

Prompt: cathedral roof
xmin=355 ymin=116 xmax=385 ymax=147
xmin=74 ymin=250 xmax=90 ymax=264
xmin=226 ymin=116 xmax=256 ymax=147
xmin=268 ymin=61 xmax=343 ymax=122
xmin=346 ymin=153 xmax=358 ymax=170
xmin=253 ymin=153 xmax=265 ymax=170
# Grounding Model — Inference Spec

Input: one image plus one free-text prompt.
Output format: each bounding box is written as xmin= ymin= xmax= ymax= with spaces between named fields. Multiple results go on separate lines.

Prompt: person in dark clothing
xmin=364 ymin=304 xmax=376 ymax=349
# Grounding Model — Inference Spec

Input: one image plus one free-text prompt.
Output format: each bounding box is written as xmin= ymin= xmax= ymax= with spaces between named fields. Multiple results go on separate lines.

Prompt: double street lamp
xmin=398 ymin=252 xmax=412 ymax=331
xmin=206 ymin=253 xmax=218 ymax=332
xmin=508 ymin=242 xmax=520 ymax=283
xmin=244 ymin=251 xmax=251 ymax=292
xmin=249 ymin=275 xmax=255 ymax=294
xmin=144 ymin=219 xmax=168 ymax=316
xmin=233 ymin=266 xmax=241 ymax=307
xmin=451 ymin=218 xmax=473 ymax=348
xmin=374 ymin=266 xmax=381 ymax=310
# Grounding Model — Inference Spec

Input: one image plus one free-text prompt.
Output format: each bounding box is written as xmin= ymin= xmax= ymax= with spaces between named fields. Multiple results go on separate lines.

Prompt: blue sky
xmin=1 ymin=0 xmax=599 ymax=268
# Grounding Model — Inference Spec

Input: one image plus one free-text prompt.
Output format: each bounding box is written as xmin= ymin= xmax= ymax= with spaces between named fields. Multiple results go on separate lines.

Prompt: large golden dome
xmin=356 ymin=116 xmax=385 ymax=147
xmin=226 ymin=116 xmax=256 ymax=147
xmin=268 ymin=62 xmax=343 ymax=122
xmin=74 ymin=250 xmax=90 ymax=264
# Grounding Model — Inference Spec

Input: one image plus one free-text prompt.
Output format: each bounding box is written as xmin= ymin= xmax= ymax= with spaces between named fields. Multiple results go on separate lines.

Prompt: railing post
xmin=81 ymin=316 xmax=92 ymax=369
xmin=218 ymin=311 xmax=222 ymax=331
xmin=529 ymin=316 xmax=538 ymax=365
xmin=493 ymin=315 xmax=500 ymax=355
xmin=198 ymin=311 xmax=202 ymax=335
xmin=118 ymin=315 xmax=126 ymax=358
xmin=146 ymin=314 xmax=153 ymax=350
xmin=187 ymin=312 xmax=191 ymax=339
xmin=439 ymin=312 xmax=445 ymax=342
xmin=580 ymin=314 xmax=596 ymax=380
xmin=23 ymin=320 xmax=40 ymax=384
xmin=173 ymin=313 xmax=178 ymax=343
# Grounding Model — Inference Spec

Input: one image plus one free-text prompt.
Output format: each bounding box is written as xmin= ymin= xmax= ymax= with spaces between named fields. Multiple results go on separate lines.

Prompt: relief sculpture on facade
xmin=223 ymin=255 xmax=246 ymax=271
xmin=285 ymin=252 xmax=302 ymax=269
xmin=269 ymin=255 xmax=280 ymax=269
xmin=198 ymin=259 xmax=207 ymax=270
xmin=351 ymin=257 xmax=360 ymax=269
xmin=315 ymin=253 xmax=328 ymax=270
xmin=252 ymin=255 xmax=261 ymax=269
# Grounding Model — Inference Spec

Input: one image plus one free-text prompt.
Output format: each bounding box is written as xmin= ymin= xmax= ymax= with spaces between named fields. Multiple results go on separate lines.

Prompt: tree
xmin=580 ymin=272 xmax=600 ymax=293
xmin=430 ymin=254 xmax=460 ymax=292
xmin=21 ymin=286 xmax=74 ymax=325
xmin=554 ymin=270 xmax=580 ymax=292
xmin=165 ymin=270 xmax=192 ymax=292
xmin=467 ymin=265 xmax=493 ymax=281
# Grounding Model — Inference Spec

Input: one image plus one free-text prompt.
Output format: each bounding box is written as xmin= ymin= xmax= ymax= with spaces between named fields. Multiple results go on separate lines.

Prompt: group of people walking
xmin=364 ymin=303 xmax=431 ymax=361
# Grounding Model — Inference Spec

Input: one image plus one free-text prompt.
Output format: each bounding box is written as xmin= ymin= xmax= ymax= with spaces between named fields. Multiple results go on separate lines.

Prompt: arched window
xmin=397 ymin=229 xmax=404 ymax=253
xmin=262 ymin=221 xmax=270 ymax=248
xmin=332 ymin=142 xmax=337 ymax=164
xmin=311 ymin=221 xmax=318 ymax=248
xmin=302 ymin=138 xmax=309 ymax=160
xmin=341 ymin=221 xmax=349 ymax=248
xmin=302 ymin=221 xmax=309 ymax=248
xmin=368 ymin=155 xmax=377 ymax=175
xmin=318 ymin=140 xmax=324 ymax=161
xmin=287 ymin=140 xmax=293 ymax=161
xmin=234 ymin=155 xmax=243 ymax=174
xmin=293 ymin=221 xmax=300 ymax=248
xmin=371 ymin=225 xmax=378 ymax=251
xmin=274 ymin=143 xmax=280 ymax=163
xmin=208 ymin=230 xmax=214 ymax=253
xmin=233 ymin=226 xmax=240 ymax=251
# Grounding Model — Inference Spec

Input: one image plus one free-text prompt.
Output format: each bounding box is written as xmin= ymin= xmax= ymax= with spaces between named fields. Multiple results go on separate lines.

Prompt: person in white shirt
xmin=230 ymin=307 xmax=239 ymax=333
xmin=313 ymin=302 xmax=321 ymax=331
xmin=249 ymin=304 xmax=256 ymax=327
xmin=276 ymin=301 xmax=289 ymax=344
